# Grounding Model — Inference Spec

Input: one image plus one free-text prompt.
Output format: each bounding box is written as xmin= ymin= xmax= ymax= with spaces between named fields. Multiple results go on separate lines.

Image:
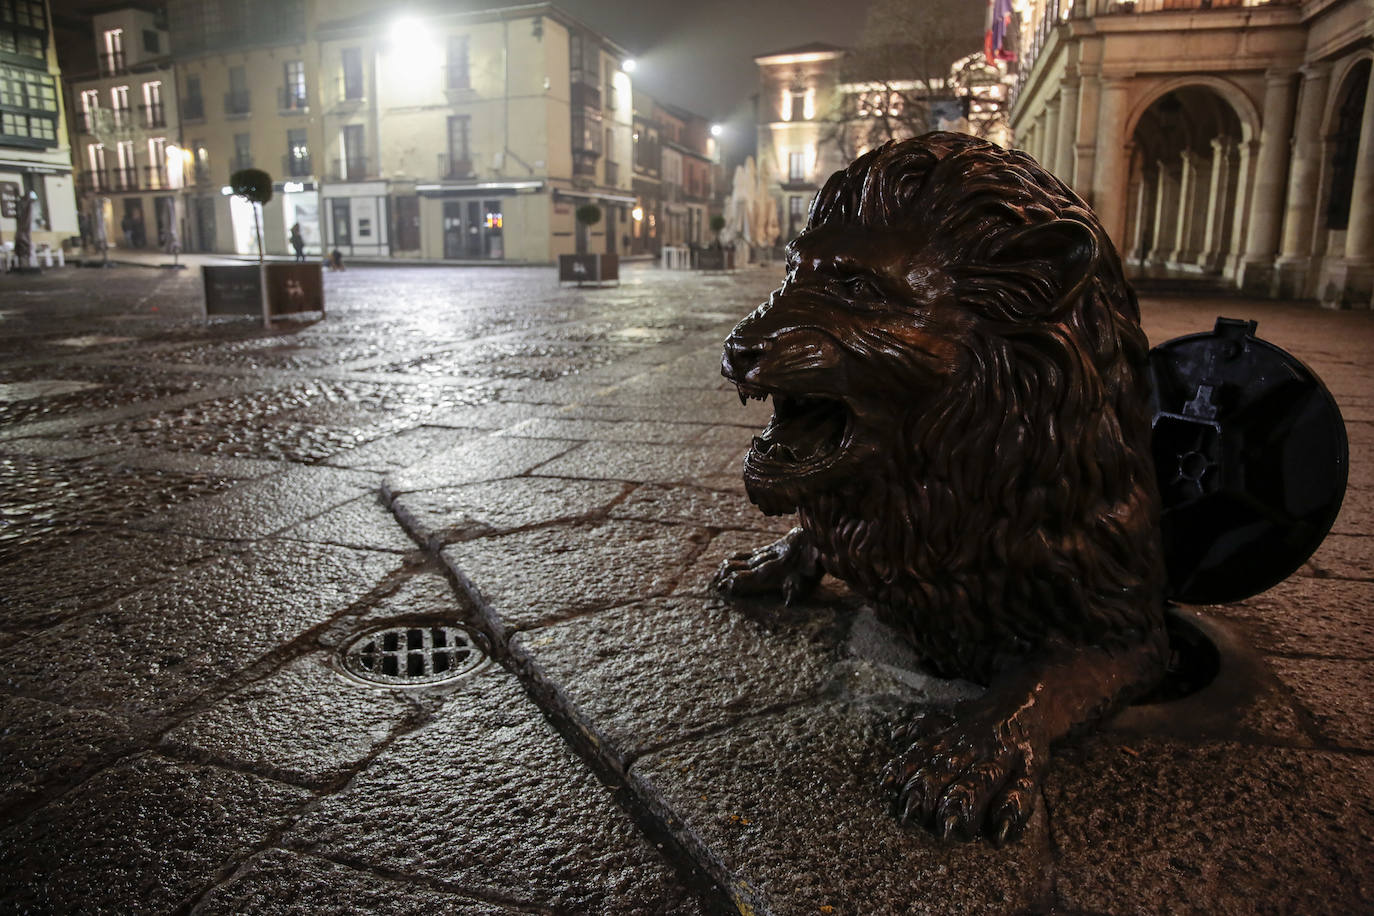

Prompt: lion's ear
xmin=992 ymin=219 xmax=1098 ymax=309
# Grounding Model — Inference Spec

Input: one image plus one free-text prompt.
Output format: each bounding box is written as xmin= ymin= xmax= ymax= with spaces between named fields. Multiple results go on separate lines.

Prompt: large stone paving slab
xmin=1216 ymin=577 xmax=1374 ymax=658
xmin=440 ymin=519 xmax=710 ymax=632
xmin=135 ymin=464 xmax=379 ymax=540
xmin=632 ymin=698 xmax=1052 ymax=915
xmin=0 ymin=753 xmax=311 ymax=913
xmin=283 ymin=669 xmax=704 ymax=914
xmin=384 ymin=434 xmax=579 ymax=494
xmin=390 ymin=476 xmax=628 ymax=548
xmin=509 ymin=596 xmax=854 ymax=761
xmin=161 ymin=652 xmax=422 ymax=787
xmin=0 ymin=527 xmax=223 ymax=631
xmin=1044 ymin=738 xmax=1374 ymax=914
xmin=276 ymin=493 xmax=419 ymax=553
xmin=199 ymin=849 xmax=532 ymax=915
xmin=0 ymin=540 xmax=400 ymax=722
xmin=0 ymin=695 xmax=136 ymax=816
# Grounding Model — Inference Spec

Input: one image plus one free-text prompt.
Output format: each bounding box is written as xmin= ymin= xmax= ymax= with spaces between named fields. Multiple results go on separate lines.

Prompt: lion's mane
xmin=798 ymin=133 xmax=1165 ymax=682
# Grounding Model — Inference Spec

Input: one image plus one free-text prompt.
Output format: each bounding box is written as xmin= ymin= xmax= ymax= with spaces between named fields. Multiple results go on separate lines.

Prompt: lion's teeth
xmin=739 ymin=389 xmax=748 ymax=406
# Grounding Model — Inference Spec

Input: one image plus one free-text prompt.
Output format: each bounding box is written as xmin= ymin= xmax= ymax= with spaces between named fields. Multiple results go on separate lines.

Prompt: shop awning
xmin=553 ymin=188 xmax=638 ymax=206
xmin=416 ymin=180 xmax=545 ymax=197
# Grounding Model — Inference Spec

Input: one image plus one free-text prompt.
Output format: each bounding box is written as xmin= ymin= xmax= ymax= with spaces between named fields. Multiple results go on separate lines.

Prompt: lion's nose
xmin=722 ymin=337 xmax=769 ymax=379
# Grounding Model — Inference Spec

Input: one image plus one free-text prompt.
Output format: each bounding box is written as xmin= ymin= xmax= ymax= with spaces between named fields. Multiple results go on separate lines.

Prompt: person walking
xmin=290 ymin=222 xmax=306 ymax=262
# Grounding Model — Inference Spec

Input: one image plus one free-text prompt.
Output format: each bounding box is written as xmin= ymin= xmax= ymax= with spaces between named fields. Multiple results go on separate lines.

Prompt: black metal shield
xmin=1149 ymin=317 xmax=1348 ymax=604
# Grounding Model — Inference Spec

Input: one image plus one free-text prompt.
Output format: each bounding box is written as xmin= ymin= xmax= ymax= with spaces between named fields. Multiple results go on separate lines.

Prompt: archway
xmin=1324 ymin=59 xmax=1370 ymax=235
xmin=1124 ymin=85 xmax=1246 ymax=276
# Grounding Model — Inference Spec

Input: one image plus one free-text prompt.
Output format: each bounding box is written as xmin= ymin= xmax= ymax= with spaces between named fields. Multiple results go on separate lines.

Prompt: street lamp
xmin=622 ymin=58 xmax=636 ymax=73
xmin=710 ymin=124 xmax=723 ymax=137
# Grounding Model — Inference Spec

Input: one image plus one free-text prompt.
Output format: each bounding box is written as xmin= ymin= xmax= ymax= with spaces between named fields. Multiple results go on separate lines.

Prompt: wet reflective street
xmin=1 ymin=261 xmax=1372 ymax=913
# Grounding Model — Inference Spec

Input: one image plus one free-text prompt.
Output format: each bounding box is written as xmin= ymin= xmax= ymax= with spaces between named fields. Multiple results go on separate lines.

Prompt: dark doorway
xmin=121 ymin=198 xmax=146 ymax=247
xmin=153 ymin=195 xmax=172 ymax=247
xmin=443 ymin=201 xmax=463 ymax=259
xmin=192 ymin=196 xmax=215 ymax=251
xmin=394 ymin=195 xmax=419 ymax=251
xmin=331 ymin=198 xmax=352 ymax=250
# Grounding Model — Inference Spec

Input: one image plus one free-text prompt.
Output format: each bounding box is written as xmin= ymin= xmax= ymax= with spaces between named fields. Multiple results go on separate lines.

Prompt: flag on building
xmin=985 ymin=0 xmax=1017 ymax=64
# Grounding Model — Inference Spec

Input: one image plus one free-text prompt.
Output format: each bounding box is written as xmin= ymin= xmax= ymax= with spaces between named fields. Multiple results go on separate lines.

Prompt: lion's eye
xmin=844 ymin=276 xmax=882 ymax=300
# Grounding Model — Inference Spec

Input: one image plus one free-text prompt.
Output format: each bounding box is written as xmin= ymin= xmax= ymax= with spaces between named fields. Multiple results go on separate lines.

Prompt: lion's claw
xmin=713 ymin=526 xmax=822 ymax=603
xmin=885 ymin=703 xmax=1046 ymax=844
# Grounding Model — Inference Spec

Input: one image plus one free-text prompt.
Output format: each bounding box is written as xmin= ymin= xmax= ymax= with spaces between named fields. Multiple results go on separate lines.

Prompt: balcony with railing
xmin=279 ymin=86 xmax=309 ymax=113
xmin=224 ymin=90 xmax=251 ymax=116
xmin=1011 ymin=0 xmax=1299 ymax=104
xmin=193 ymin=164 xmax=212 ymax=186
xmin=78 ymin=110 xmax=98 ymax=134
xmin=282 ymin=153 xmax=313 ymax=177
xmin=332 ymin=156 xmax=369 ymax=181
xmin=109 ymin=166 xmax=139 ymax=191
xmin=571 ymin=82 xmax=601 ymax=111
xmin=140 ymin=103 xmax=166 ymax=128
xmin=182 ymin=96 xmax=204 ymax=121
xmin=109 ymin=107 xmax=132 ymax=129
xmin=438 ymin=153 xmax=473 ymax=179
xmin=142 ymin=164 xmax=169 ymax=189
xmin=99 ymin=51 xmax=126 ymax=75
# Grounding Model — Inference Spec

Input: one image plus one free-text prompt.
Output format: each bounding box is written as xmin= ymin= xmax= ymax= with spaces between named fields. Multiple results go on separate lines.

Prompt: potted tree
xmin=203 ymin=169 xmax=323 ymax=324
xmin=558 ymin=201 xmax=618 ymax=286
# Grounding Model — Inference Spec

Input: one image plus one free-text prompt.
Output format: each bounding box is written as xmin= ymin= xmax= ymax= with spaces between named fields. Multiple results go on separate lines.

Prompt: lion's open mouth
xmin=735 ymin=381 xmax=850 ymax=475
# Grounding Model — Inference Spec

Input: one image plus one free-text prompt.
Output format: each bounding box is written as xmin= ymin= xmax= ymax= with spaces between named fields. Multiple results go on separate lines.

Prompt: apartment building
xmin=754 ymin=40 xmax=1010 ymax=246
xmin=1009 ymin=0 xmax=1373 ymax=305
xmin=656 ymin=101 xmax=715 ymax=248
xmin=1 ymin=0 xmax=77 ymax=253
xmin=754 ymin=43 xmax=851 ymax=244
xmin=68 ymin=6 xmax=179 ymax=251
xmin=312 ymin=3 xmax=637 ymax=262
xmin=65 ymin=1 xmax=710 ymax=263
xmin=167 ymin=0 xmax=321 ymax=257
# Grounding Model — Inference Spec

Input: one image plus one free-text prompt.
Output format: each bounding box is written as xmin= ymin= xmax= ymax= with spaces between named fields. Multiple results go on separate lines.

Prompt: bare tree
xmin=819 ymin=0 xmax=994 ymax=160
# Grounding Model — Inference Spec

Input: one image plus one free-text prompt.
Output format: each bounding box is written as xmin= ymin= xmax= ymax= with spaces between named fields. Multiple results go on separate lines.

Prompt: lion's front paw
xmin=712 ymin=526 xmax=821 ymax=605
xmin=880 ymin=705 xmax=1048 ymax=846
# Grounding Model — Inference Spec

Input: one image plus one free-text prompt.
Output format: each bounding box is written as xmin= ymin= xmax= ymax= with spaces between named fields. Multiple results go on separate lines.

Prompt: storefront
xmin=416 ymin=180 xmax=545 ymax=262
xmin=321 ymin=180 xmax=389 ymax=259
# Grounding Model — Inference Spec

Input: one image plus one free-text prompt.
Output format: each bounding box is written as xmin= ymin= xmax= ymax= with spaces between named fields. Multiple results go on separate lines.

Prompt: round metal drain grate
xmin=338 ymin=622 xmax=487 ymax=687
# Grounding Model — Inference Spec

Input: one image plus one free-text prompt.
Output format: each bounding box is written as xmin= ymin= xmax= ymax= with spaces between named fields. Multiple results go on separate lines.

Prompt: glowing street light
xmin=631 ymin=206 xmax=644 ymax=222
xmin=622 ymin=58 xmax=637 ymax=73
xmin=710 ymin=124 xmax=723 ymax=137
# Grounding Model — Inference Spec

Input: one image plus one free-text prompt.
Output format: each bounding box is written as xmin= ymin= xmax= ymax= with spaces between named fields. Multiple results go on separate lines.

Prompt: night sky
xmin=550 ymin=0 xmax=874 ymax=117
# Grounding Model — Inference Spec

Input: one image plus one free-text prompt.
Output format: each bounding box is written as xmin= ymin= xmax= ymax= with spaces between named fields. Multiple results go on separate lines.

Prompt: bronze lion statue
xmin=715 ymin=132 xmax=1167 ymax=845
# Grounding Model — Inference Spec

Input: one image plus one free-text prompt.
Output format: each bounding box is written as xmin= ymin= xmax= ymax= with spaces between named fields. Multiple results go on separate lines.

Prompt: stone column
xmin=1150 ymin=160 xmax=1180 ymax=265
xmin=1274 ymin=64 xmax=1332 ymax=296
xmin=1239 ymin=68 xmax=1299 ymax=292
xmin=1056 ymin=81 xmax=1080 ymax=184
xmin=1074 ymin=66 xmax=1103 ymax=203
xmin=1227 ymin=140 xmax=1259 ymax=277
xmin=1091 ymin=77 xmax=1132 ymax=250
xmin=1128 ymin=163 xmax=1156 ymax=264
xmin=1045 ymin=97 xmax=1061 ymax=177
xmin=1170 ymin=149 xmax=1205 ymax=264
xmin=1200 ymin=136 xmax=1235 ymax=272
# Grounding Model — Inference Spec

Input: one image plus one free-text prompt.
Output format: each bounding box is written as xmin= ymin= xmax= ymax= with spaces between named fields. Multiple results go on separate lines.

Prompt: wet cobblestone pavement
xmin=1 ymin=260 xmax=1371 ymax=913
